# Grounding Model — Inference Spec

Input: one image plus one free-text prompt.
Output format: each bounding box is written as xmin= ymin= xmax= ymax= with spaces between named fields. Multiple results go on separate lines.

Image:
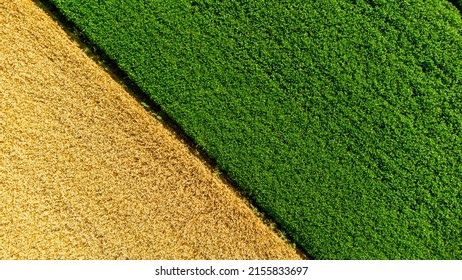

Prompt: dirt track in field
xmin=0 ymin=0 xmax=300 ymax=259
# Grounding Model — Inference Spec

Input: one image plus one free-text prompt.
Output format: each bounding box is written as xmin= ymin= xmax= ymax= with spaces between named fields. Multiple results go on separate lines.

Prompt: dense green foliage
xmin=48 ymin=0 xmax=462 ymax=259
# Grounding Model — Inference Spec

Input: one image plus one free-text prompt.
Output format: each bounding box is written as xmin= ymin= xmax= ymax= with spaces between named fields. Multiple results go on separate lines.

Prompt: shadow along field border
xmin=33 ymin=0 xmax=312 ymax=260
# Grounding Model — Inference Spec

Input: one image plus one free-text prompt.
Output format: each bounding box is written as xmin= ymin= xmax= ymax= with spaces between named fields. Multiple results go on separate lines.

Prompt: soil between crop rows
xmin=0 ymin=0 xmax=300 ymax=260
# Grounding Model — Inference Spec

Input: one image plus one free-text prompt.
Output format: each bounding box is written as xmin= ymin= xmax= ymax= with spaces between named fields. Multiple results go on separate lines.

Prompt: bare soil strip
xmin=0 ymin=0 xmax=300 ymax=259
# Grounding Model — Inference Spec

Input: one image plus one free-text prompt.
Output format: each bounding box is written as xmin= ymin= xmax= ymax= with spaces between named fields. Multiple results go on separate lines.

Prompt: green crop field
xmin=46 ymin=0 xmax=462 ymax=259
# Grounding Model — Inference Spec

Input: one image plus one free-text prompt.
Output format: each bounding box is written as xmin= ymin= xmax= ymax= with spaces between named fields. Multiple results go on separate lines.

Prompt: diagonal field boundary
xmin=448 ymin=0 xmax=462 ymax=14
xmin=40 ymin=0 xmax=462 ymax=259
xmin=1 ymin=0 xmax=302 ymax=259
xmin=31 ymin=0 xmax=311 ymax=259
